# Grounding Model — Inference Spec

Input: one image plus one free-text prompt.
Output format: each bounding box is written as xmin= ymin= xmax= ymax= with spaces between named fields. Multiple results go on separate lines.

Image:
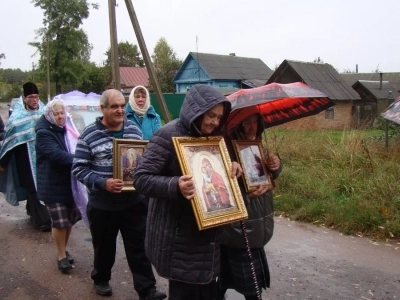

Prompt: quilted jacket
xmin=35 ymin=115 xmax=74 ymax=204
xmin=133 ymin=84 xmax=231 ymax=284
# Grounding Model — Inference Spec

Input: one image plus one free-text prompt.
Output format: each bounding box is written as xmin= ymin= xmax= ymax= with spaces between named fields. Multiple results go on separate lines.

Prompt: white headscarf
xmin=44 ymin=99 xmax=67 ymax=128
xmin=128 ymin=85 xmax=150 ymax=116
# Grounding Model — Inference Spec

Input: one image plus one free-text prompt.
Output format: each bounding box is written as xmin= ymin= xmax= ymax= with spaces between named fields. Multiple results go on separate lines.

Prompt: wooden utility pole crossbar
xmin=124 ymin=0 xmax=171 ymax=123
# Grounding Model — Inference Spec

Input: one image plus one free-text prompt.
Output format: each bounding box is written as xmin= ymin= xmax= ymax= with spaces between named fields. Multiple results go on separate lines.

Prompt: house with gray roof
xmin=266 ymin=59 xmax=362 ymax=129
xmin=341 ymin=72 xmax=400 ymax=94
xmin=173 ymin=52 xmax=273 ymax=94
xmin=351 ymin=80 xmax=399 ymax=125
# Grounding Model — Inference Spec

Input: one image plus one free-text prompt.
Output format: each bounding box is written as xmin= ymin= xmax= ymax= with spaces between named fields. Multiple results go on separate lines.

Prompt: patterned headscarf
xmin=44 ymin=99 xmax=67 ymax=128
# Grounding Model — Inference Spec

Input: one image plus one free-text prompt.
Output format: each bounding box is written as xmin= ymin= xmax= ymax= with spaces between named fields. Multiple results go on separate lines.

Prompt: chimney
xmin=379 ymin=73 xmax=383 ymax=90
xmin=356 ymin=64 xmax=358 ymax=73
xmin=229 ymin=53 xmax=236 ymax=56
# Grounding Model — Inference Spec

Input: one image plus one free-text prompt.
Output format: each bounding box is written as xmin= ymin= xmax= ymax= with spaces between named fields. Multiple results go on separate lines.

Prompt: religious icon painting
xmin=113 ymin=138 xmax=148 ymax=191
xmin=172 ymin=136 xmax=248 ymax=230
xmin=232 ymin=140 xmax=274 ymax=192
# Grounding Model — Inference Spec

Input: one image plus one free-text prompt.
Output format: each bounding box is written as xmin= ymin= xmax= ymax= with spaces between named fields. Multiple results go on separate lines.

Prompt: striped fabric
xmin=72 ymin=117 xmax=143 ymax=210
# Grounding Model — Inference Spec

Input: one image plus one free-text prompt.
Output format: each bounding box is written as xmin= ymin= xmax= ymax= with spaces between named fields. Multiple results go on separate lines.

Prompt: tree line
xmin=0 ymin=0 xmax=182 ymax=101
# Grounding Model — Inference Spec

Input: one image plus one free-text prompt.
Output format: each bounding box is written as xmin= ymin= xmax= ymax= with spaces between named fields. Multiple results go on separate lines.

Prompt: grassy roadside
xmin=266 ymin=128 xmax=400 ymax=242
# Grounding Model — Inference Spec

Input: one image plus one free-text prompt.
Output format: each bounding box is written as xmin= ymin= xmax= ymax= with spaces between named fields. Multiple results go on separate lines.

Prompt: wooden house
xmin=266 ymin=60 xmax=362 ymax=129
xmin=173 ymin=52 xmax=273 ymax=94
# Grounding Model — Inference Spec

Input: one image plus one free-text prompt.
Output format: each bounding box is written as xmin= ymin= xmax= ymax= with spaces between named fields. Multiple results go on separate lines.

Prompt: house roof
xmin=352 ymin=80 xmax=400 ymax=100
xmin=106 ymin=67 xmax=149 ymax=89
xmin=242 ymin=79 xmax=266 ymax=88
xmin=341 ymin=72 xmax=400 ymax=92
xmin=267 ymin=60 xmax=361 ymax=101
xmin=189 ymin=52 xmax=273 ymax=81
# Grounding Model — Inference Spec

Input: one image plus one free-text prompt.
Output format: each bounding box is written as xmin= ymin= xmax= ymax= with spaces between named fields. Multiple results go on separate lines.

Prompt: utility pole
xmin=108 ymin=0 xmax=121 ymax=90
xmin=124 ymin=0 xmax=171 ymax=123
xmin=46 ymin=35 xmax=51 ymax=102
xmin=385 ymin=91 xmax=394 ymax=150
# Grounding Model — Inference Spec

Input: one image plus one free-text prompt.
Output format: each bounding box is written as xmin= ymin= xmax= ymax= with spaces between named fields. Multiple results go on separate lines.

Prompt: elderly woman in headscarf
xmin=125 ymin=85 xmax=161 ymax=140
xmin=35 ymin=99 xmax=82 ymax=273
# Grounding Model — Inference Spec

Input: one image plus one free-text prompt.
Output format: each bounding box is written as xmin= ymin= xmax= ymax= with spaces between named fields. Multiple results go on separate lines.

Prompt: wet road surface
xmin=0 ymin=195 xmax=399 ymax=300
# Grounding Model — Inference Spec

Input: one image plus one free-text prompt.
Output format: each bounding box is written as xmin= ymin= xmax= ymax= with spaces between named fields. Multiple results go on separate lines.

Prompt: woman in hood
xmin=133 ymin=84 xmax=243 ymax=300
xmin=125 ymin=85 xmax=161 ymax=140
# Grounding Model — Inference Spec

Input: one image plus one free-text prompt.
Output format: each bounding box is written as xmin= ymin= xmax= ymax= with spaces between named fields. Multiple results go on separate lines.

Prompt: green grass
xmin=266 ymin=128 xmax=400 ymax=242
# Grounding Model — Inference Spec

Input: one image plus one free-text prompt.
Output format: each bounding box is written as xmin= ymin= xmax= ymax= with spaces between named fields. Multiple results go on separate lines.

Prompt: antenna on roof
xmin=196 ymin=35 xmax=200 ymax=83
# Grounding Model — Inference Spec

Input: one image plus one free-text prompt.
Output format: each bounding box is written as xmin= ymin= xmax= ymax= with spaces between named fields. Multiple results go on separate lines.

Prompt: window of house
xmin=325 ymin=107 xmax=334 ymax=119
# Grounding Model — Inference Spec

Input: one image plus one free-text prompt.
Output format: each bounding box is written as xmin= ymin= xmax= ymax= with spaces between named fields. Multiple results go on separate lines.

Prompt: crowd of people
xmin=0 ymin=82 xmax=281 ymax=300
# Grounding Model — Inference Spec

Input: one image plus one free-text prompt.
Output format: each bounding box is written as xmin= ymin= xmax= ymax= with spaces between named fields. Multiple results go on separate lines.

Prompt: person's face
xmin=24 ymin=94 xmax=39 ymax=110
xmin=52 ymin=105 xmax=65 ymax=126
xmin=205 ymin=164 xmax=214 ymax=175
xmin=200 ymin=104 xmax=224 ymax=135
xmin=242 ymin=114 xmax=259 ymax=139
xmin=101 ymin=94 xmax=125 ymax=128
xmin=134 ymin=91 xmax=146 ymax=109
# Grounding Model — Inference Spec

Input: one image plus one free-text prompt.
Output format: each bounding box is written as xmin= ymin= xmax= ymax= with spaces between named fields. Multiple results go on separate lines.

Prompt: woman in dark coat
xmin=218 ymin=113 xmax=282 ymax=300
xmin=35 ymin=99 xmax=81 ymax=273
xmin=133 ymin=84 xmax=243 ymax=300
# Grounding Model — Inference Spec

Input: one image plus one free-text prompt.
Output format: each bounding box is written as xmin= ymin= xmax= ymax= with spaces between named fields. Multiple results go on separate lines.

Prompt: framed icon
xmin=232 ymin=140 xmax=274 ymax=192
xmin=113 ymin=138 xmax=148 ymax=191
xmin=172 ymin=136 xmax=248 ymax=230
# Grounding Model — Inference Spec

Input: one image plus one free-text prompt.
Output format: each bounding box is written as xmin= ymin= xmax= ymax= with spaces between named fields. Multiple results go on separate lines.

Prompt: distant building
xmin=173 ymin=52 xmax=273 ymax=94
xmin=351 ymin=80 xmax=399 ymax=126
xmin=341 ymin=72 xmax=400 ymax=94
xmin=267 ymin=59 xmax=361 ymax=129
xmin=106 ymin=67 xmax=149 ymax=94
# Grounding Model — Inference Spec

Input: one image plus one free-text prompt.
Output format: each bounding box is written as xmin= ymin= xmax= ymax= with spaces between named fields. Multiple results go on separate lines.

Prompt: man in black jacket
xmin=133 ymin=84 xmax=243 ymax=300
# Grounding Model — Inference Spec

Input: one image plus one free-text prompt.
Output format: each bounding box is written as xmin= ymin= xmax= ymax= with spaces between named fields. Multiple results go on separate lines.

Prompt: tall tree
xmin=0 ymin=53 xmax=5 ymax=65
xmin=78 ymin=62 xmax=110 ymax=94
xmin=105 ymin=41 xmax=144 ymax=67
xmin=1 ymin=68 xmax=29 ymax=84
xmin=150 ymin=37 xmax=182 ymax=93
xmin=29 ymin=0 xmax=98 ymax=94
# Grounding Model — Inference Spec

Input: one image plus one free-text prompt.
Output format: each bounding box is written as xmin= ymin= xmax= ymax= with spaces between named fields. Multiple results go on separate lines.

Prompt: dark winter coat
xmin=219 ymin=167 xmax=281 ymax=249
xmin=133 ymin=84 xmax=231 ymax=284
xmin=35 ymin=115 xmax=74 ymax=204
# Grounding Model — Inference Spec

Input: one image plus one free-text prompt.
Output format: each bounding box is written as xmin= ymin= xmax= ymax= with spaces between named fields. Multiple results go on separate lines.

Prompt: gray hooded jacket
xmin=133 ymin=84 xmax=231 ymax=284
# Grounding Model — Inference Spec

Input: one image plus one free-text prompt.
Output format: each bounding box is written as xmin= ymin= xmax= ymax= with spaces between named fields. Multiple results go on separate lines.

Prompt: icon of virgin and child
xmin=200 ymin=157 xmax=234 ymax=212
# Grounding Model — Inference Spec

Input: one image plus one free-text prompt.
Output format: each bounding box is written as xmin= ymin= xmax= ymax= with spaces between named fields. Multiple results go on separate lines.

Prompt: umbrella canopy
xmin=226 ymin=82 xmax=334 ymax=132
xmin=381 ymin=96 xmax=400 ymax=125
xmin=53 ymin=90 xmax=102 ymax=107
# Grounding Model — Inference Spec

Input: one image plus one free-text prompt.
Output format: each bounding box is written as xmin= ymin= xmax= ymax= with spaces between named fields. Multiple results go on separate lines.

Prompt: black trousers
xmin=87 ymin=202 xmax=156 ymax=297
xmin=169 ymin=279 xmax=218 ymax=300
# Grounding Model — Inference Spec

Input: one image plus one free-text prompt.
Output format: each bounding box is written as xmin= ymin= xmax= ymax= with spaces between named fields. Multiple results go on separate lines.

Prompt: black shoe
xmin=139 ymin=289 xmax=167 ymax=300
xmin=65 ymin=251 xmax=74 ymax=264
xmin=58 ymin=258 xmax=72 ymax=272
xmin=95 ymin=283 xmax=112 ymax=296
xmin=40 ymin=223 xmax=51 ymax=232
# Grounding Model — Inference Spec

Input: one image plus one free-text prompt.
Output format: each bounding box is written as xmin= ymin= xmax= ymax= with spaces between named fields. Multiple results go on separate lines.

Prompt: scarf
xmin=44 ymin=99 xmax=66 ymax=128
xmin=128 ymin=85 xmax=150 ymax=116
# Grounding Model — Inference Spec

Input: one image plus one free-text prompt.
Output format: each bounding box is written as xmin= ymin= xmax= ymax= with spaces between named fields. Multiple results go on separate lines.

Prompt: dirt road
xmin=0 ymin=104 xmax=399 ymax=299
xmin=0 ymin=196 xmax=399 ymax=300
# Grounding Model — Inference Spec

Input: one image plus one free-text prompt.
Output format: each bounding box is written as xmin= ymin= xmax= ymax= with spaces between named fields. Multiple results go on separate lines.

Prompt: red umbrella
xmin=226 ymin=82 xmax=334 ymax=132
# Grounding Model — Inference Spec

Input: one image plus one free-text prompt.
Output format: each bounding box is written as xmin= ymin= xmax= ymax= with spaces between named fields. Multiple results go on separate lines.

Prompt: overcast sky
xmin=1 ymin=0 xmax=399 ymax=73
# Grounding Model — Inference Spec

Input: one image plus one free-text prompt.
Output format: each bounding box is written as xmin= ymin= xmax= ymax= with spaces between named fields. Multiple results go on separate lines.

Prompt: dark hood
xmin=179 ymin=84 xmax=231 ymax=136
